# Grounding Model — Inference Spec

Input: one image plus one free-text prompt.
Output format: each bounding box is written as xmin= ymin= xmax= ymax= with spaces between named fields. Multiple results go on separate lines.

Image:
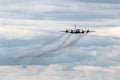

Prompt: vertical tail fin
xmin=75 ymin=24 xmax=77 ymax=30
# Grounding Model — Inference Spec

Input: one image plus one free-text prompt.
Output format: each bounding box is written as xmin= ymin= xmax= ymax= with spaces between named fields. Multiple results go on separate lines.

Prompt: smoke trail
xmin=17 ymin=33 xmax=87 ymax=65
xmin=57 ymin=33 xmax=72 ymax=49
xmin=35 ymin=33 xmax=87 ymax=63
xmin=16 ymin=33 xmax=66 ymax=61
xmin=63 ymin=33 xmax=87 ymax=48
xmin=30 ymin=33 xmax=66 ymax=52
xmin=16 ymin=33 xmax=69 ymax=62
xmin=24 ymin=33 xmax=72 ymax=65
xmin=38 ymin=33 xmax=66 ymax=48
xmin=27 ymin=33 xmax=66 ymax=56
xmin=35 ymin=33 xmax=72 ymax=58
xmin=24 ymin=33 xmax=85 ymax=63
xmin=50 ymin=33 xmax=88 ymax=57
xmin=35 ymin=33 xmax=88 ymax=63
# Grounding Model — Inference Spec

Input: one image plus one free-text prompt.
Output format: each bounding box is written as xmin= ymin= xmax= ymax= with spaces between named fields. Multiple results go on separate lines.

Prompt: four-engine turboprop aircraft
xmin=60 ymin=25 xmax=95 ymax=34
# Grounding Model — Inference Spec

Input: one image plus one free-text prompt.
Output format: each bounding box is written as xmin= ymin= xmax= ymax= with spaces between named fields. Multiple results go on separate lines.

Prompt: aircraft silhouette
xmin=61 ymin=25 xmax=95 ymax=34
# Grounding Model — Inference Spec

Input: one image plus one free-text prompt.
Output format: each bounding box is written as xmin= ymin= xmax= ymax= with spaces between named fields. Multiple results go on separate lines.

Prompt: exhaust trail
xmin=17 ymin=33 xmax=88 ymax=65
xmin=35 ymin=33 xmax=72 ymax=58
xmin=30 ymin=33 xmax=66 ymax=52
xmin=26 ymin=33 xmax=85 ymax=63
xmin=27 ymin=33 xmax=66 ymax=56
xmin=63 ymin=33 xmax=87 ymax=48
xmin=25 ymin=34 xmax=72 ymax=65
xmin=57 ymin=33 xmax=72 ymax=49
xmin=39 ymin=33 xmax=66 ymax=48
xmin=51 ymin=33 xmax=88 ymax=57
xmin=16 ymin=33 xmax=66 ymax=60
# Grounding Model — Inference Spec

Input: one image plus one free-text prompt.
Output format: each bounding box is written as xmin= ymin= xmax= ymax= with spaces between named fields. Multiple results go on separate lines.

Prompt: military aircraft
xmin=61 ymin=25 xmax=94 ymax=34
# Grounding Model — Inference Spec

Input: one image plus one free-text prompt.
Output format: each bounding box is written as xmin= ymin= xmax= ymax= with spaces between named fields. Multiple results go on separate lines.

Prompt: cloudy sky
xmin=0 ymin=0 xmax=120 ymax=80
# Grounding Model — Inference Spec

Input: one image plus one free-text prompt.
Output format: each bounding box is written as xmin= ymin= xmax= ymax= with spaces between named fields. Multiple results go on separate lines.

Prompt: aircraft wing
xmin=60 ymin=31 xmax=66 ymax=32
xmin=89 ymin=31 xmax=95 ymax=32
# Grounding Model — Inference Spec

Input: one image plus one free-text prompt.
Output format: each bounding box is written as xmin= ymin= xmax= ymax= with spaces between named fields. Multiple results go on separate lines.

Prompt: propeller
xmin=65 ymin=28 xmax=68 ymax=32
xmin=86 ymin=29 xmax=89 ymax=33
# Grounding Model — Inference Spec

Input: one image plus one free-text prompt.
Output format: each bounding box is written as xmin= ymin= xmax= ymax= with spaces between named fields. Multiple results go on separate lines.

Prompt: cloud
xmin=0 ymin=65 xmax=120 ymax=80
xmin=0 ymin=26 xmax=48 ymax=40
xmin=73 ymin=65 xmax=120 ymax=71
xmin=0 ymin=33 xmax=119 ymax=66
xmin=94 ymin=27 xmax=120 ymax=37
xmin=72 ymin=0 xmax=120 ymax=4
xmin=0 ymin=18 xmax=119 ymax=66
xmin=0 ymin=0 xmax=119 ymax=79
xmin=0 ymin=0 xmax=120 ymax=20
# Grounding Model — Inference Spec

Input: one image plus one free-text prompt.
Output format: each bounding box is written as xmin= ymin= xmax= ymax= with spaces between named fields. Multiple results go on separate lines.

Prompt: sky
xmin=0 ymin=0 xmax=120 ymax=80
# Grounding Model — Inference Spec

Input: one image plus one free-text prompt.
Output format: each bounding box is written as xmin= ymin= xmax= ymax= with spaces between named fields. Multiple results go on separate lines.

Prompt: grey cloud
xmin=0 ymin=0 xmax=120 ymax=21
xmin=71 ymin=0 xmax=120 ymax=4
xmin=0 ymin=0 xmax=120 ymax=67
xmin=41 ymin=10 xmax=120 ymax=21
xmin=0 ymin=33 xmax=119 ymax=66
xmin=0 ymin=0 xmax=119 ymax=79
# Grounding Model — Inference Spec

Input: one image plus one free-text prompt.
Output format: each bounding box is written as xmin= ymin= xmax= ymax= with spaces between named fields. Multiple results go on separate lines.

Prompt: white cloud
xmin=95 ymin=27 xmax=120 ymax=37
xmin=0 ymin=65 xmax=120 ymax=80
xmin=0 ymin=26 xmax=48 ymax=40
xmin=89 ymin=51 xmax=97 ymax=56
xmin=73 ymin=66 xmax=102 ymax=71
xmin=1 ymin=18 xmax=120 ymax=38
xmin=73 ymin=65 xmax=120 ymax=71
